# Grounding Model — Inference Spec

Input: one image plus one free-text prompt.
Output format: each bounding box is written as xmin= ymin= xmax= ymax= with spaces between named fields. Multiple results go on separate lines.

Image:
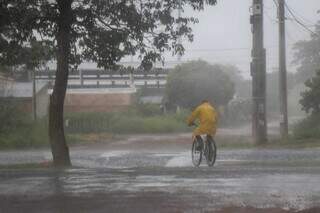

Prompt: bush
xmin=300 ymin=69 xmax=320 ymax=114
xmin=0 ymin=117 xmax=49 ymax=149
xmin=0 ymin=99 xmax=50 ymax=149
xmin=64 ymin=106 xmax=191 ymax=135
xmin=65 ymin=112 xmax=113 ymax=133
xmin=127 ymin=103 xmax=162 ymax=117
xmin=0 ymin=100 xmax=27 ymax=133
xmin=111 ymin=115 xmax=188 ymax=134
xmin=293 ymin=114 xmax=320 ymax=139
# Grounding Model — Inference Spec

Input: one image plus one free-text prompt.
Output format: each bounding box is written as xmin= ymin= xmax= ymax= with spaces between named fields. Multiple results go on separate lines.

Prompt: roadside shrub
xmin=128 ymin=103 xmax=162 ymax=117
xmin=111 ymin=115 xmax=188 ymax=134
xmin=0 ymin=117 xmax=49 ymax=149
xmin=293 ymin=114 xmax=320 ymax=139
xmin=65 ymin=112 xmax=113 ymax=133
xmin=64 ymin=108 xmax=190 ymax=135
xmin=0 ymin=101 xmax=28 ymax=133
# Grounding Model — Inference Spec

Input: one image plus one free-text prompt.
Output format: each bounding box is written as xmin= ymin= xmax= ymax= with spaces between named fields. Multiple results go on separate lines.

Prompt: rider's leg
xmin=193 ymin=127 xmax=204 ymax=151
xmin=192 ymin=127 xmax=202 ymax=141
xmin=196 ymin=135 xmax=203 ymax=145
xmin=193 ymin=135 xmax=203 ymax=151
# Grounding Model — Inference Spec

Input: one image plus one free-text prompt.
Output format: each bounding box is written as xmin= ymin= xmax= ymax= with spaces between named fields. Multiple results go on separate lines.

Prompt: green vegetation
xmin=0 ymin=103 xmax=192 ymax=149
xmin=1 ymin=0 xmax=218 ymax=166
xmin=266 ymin=71 xmax=296 ymax=115
xmin=293 ymin=114 xmax=320 ymax=140
xmin=65 ymin=106 xmax=191 ymax=135
xmin=293 ymin=23 xmax=320 ymax=83
xmin=288 ymin=21 xmax=320 ymax=141
xmin=300 ymin=70 xmax=320 ymax=114
xmin=0 ymin=119 xmax=49 ymax=149
xmin=217 ymin=135 xmax=320 ymax=150
xmin=0 ymin=101 xmax=49 ymax=149
xmin=165 ymin=60 xmax=235 ymax=109
xmin=292 ymin=69 xmax=320 ymax=140
xmin=0 ymin=121 xmax=49 ymax=149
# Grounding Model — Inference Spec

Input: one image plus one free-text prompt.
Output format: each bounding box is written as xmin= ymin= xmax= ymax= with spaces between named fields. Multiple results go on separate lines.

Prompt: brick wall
xmin=64 ymin=92 xmax=135 ymax=112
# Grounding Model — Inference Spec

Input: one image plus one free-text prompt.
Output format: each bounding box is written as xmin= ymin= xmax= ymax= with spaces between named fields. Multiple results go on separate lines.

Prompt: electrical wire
xmin=265 ymin=10 xmax=277 ymax=24
xmin=284 ymin=3 xmax=315 ymax=26
xmin=284 ymin=1 xmax=318 ymax=36
xmin=272 ymin=0 xmax=279 ymax=10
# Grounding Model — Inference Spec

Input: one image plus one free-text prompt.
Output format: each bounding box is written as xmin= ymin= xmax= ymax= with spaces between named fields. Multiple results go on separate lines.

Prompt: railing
xmin=36 ymin=68 xmax=169 ymax=89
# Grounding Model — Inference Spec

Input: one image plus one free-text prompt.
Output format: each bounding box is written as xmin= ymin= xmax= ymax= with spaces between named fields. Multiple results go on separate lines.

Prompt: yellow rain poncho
xmin=187 ymin=102 xmax=218 ymax=136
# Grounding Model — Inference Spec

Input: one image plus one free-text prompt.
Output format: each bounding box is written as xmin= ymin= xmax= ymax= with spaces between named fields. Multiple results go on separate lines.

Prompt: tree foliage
xmin=165 ymin=60 xmax=235 ymax=109
xmin=300 ymin=69 xmax=320 ymax=114
xmin=293 ymin=22 xmax=320 ymax=83
xmin=266 ymin=71 xmax=296 ymax=113
xmin=0 ymin=2 xmax=53 ymax=68
xmin=1 ymin=0 xmax=217 ymax=70
xmin=1 ymin=0 xmax=217 ymax=166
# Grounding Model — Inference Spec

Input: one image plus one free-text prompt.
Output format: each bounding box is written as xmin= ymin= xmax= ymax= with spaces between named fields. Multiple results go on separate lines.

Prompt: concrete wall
xmin=10 ymin=88 xmax=49 ymax=118
xmin=64 ymin=92 xmax=135 ymax=112
xmin=36 ymin=84 xmax=49 ymax=118
xmin=0 ymin=83 xmax=49 ymax=118
xmin=0 ymin=76 xmax=14 ymax=97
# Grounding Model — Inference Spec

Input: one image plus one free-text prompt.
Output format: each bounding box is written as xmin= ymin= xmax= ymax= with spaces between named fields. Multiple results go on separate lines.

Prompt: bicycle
xmin=191 ymin=125 xmax=217 ymax=167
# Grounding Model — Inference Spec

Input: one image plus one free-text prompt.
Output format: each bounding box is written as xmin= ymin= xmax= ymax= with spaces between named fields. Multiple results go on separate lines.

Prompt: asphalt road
xmin=1 ymin=133 xmax=320 ymax=213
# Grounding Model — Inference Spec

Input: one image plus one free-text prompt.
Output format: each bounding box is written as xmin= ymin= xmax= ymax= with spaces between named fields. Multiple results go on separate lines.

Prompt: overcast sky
xmin=79 ymin=0 xmax=320 ymax=79
xmin=175 ymin=0 xmax=320 ymax=78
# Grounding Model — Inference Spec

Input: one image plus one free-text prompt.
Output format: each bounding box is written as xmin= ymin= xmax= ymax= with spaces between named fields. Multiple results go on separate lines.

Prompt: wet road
xmin=1 ymin=134 xmax=320 ymax=212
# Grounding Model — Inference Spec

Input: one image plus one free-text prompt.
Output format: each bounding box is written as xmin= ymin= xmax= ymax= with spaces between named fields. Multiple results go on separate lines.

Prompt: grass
xmin=0 ymin=118 xmax=49 ymax=149
xmin=216 ymin=135 xmax=320 ymax=150
xmin=0 ymin=105 xmax=190 ymax=149
xmin=1 ymin=104 xmax=320 ymax=150
xmin=64 ymin=109 xmax=190 ymax=135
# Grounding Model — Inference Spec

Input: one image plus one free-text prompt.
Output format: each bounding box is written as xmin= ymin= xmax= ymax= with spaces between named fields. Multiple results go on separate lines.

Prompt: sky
xmin=78 ymin=0 xmax=320 ymax=79
xmin=174 ymin=0 xmax=320 ymax=78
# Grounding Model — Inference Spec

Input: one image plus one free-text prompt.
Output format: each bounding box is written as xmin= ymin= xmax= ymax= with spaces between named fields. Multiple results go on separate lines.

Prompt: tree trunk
xmin=49 ymin=0 xmax=72 ymax=167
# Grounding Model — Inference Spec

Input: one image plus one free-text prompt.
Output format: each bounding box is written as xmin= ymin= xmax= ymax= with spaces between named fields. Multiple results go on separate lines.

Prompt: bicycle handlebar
xmin=190 ymin=122 xmax=199 ymax=127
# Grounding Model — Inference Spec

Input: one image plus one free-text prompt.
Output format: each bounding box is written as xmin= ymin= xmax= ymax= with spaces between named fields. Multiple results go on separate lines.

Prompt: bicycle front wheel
xmin=192 ymin=138 xmax=202 ymax=167
xmin=206 ymin=137 xmax=217 ymax=167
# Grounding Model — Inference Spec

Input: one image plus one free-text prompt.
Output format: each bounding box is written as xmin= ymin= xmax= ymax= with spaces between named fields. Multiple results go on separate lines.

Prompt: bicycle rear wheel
xmin=192 ymin=137 xmax=202 ymax=167
xmin=205 ymin=136 xmax=217 ymax=167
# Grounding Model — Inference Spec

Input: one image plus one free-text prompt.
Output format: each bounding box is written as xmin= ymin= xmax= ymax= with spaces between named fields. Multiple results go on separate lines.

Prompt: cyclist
xmin=187 ymin=100 xmax=218 ymax=150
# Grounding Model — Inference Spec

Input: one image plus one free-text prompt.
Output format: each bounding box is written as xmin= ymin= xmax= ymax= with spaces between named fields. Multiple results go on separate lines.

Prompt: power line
xmin=185 ymin=44 xmax=295 ymax=52
xmin=284 ymin=4 xmax=316 ymax=26
xmin=284 ymin=2 xmax=319 ymax=36
xmin=272 ymin=0 xmax=279 ymax=10
xmin=265 ymin=10 xmax=277 ymax=24
xmin=273 ymin=0 xmax=318 ymax=36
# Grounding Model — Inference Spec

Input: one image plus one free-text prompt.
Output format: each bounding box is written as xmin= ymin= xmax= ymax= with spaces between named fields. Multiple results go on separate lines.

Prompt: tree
xmin=293 ymin=22 xmax=320 ymax=83
xmin=165 ymin=60 xmax=235 ymax=109
xmin=1 ymin=0 xmax=217 ymax=167
xmin=300 ymin=69 xmax=320 ymax=114
xmin=266 ymin=71 xmax=296 ymax=113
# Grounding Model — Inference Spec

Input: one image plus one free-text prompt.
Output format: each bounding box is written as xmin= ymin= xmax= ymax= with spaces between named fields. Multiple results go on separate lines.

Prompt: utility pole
xmin=177 ymin=0 xmax=182 ymax=62
xmin=250 ymin=0 xmax=267 ymax=144
xmin=278 ymin=0 xmax=288 ymax=139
